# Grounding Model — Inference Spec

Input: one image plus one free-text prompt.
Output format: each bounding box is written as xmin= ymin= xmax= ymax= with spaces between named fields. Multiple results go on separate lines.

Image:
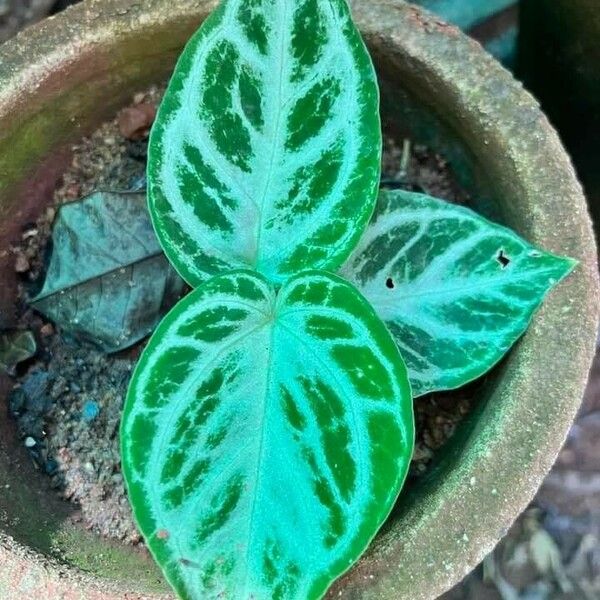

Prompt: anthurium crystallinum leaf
xmin=121 ymin=270 xmax=413 ymax=600
xmin=148 ymin=0 xmax=381 ymax=287
xmin=31 ymin=192 xmax=186 ymax=353
xmin=340 ymin=189 xmax=578 ymax=397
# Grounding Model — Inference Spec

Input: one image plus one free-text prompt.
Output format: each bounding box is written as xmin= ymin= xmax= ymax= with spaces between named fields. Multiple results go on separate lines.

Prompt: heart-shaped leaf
xmin=340 ymin=189 xmax=577 ymax=397
xmin=121 ymin=270 xmax=413 ymax=599
xmin=148 ymin=0 xmax=381 ymax=287
xmin=31 ymin=192 xmax=186 ymax=353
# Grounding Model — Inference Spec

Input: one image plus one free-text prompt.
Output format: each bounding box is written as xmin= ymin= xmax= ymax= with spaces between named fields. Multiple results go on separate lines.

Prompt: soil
xmin=5 ymin=87 xmax=474 ymax=545
xmin=7 ymin=87 xmax=163 ymax=544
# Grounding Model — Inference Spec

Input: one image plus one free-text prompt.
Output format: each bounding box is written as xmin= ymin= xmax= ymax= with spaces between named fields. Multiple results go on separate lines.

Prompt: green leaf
xmin=31 ymin=192 xmax=186 ymax=353
xmin=0 ymin=330 xmax=36 ymax=375
xmin=340 ymin=189 xmax=577 ymax=397
xmin=148 ymin=0 xmax=381 ymax=287
xmin=121 ymin=270 xmax=413 ymax=600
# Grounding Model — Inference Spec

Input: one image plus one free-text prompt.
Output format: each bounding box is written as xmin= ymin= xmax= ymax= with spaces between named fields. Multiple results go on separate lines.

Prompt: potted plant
xmin=0 ymin=1 xmax=597 ymax=599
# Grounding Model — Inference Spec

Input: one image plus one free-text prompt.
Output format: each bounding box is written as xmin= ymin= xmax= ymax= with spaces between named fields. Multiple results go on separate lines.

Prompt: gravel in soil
xmin=6 ymin=88 xmax=474 ymax=544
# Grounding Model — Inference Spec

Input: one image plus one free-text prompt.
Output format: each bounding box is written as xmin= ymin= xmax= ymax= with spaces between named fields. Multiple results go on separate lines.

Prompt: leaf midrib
xmin=32 ymin=250 xmax=166 ymax=302
xmin=252 ymin=0 xmax=289 ymax=268
xmin=366 ymin=264 xmax=566 ymax=306
xmin=242 ymin=313 xmax=277 ymax=595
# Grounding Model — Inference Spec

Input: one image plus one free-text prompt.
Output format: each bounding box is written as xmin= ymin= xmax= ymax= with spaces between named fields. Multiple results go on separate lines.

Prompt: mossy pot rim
xmin=0 ymin=1 xmax=597 ymax=599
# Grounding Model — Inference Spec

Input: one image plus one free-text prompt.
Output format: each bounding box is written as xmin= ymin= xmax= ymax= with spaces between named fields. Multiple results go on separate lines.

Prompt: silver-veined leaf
xmin=148 ymin=0 xmax=381 ymax=287
xmin=340 ymin=189 xmax=577 ymax=397
xmin=121 ymin=270 xmax=413 ymax=599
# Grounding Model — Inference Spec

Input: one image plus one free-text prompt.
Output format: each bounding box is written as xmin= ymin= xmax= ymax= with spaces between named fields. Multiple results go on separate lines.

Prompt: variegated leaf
xmin=121 ymin=270 xmax=413 ymax=600
xmin=148 ymin=0 xmax=381 ymax=287
xmin=340 ymin=190 xmax=577 ymax=397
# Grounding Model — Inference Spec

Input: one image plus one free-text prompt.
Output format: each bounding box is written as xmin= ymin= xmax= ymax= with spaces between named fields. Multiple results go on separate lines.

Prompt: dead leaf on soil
xmin=31 ymin=191 xmax=186 ymax=353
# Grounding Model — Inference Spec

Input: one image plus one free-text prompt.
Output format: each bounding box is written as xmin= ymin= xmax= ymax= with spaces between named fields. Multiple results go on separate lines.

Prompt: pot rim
xmin=0 ymin=1 xmax=598 ymax=599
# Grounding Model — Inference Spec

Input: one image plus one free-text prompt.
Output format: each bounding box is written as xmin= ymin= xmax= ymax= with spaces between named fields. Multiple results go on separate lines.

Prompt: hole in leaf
xmin=179 ymin=558 xmax=201 ymax=568
xmin=496 ymin=250 xmax=510 ymax=269
xmin=386 ymin=277 xmax=395 ymax=289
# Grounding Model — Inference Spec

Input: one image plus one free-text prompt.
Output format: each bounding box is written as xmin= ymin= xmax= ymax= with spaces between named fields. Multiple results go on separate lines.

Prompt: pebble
xmin=8 ymin=371 xmax=52 ymax=425
xmin=14 ymin=253 xmax=30 ymax=273
xmin=24 ymin=437 xmax=36 ymax=448
xmin=118 ymin=104 xmax=156 ymax=140
xmin=21 ymin=228 xmax=38 ymax=240
xmin=82 ymin=400 xmax=100 ymax=422
xmin=40 ymin=323 xmax=54 ymax=337
xmin=44 ymin=458 xmax=59 ymax=476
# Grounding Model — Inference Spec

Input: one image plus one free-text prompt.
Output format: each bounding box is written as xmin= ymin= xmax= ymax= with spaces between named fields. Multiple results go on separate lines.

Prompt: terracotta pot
xmin=0 ymin=1 xmax=597 ymax=598
xmin=519 ymin=0 xmax=600 ymax=231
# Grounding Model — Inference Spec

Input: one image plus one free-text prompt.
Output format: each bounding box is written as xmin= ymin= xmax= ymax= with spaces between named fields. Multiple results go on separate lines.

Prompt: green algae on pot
xmin=0 ymin=1 xmax=597 ymax=599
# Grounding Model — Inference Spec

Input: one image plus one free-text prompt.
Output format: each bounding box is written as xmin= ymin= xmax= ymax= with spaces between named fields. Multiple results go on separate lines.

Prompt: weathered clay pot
xmin=519 ymin=0 xmax=600 ymax=230
xmin=0 ymin=1 xmax=597 ymax=598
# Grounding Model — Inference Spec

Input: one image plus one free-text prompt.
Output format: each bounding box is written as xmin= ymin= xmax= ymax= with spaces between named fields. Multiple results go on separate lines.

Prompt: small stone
xmin=118 ymin=104 xmax=156 ymax=140
xmin=44 ymin=458 xmax=59 ymax=476
xmin=40 ymin=323 xmax=54 ymax=337
xmin=21 ymin=371 xmax=52 ymax=412
xmin=82 ymin=400 xmax=100 ymax=422
xmin=128 ymin=174 xmax=147 ymax=192
xmin=21 ymin=228 xmax=37 ymax=240
xmin=24 ymin=437 xmax=36 ymax=448
xmin=65 ymin=183 xmax=81 ymax=199
xmin=14 ymin=254 xmax=30 ymax=273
